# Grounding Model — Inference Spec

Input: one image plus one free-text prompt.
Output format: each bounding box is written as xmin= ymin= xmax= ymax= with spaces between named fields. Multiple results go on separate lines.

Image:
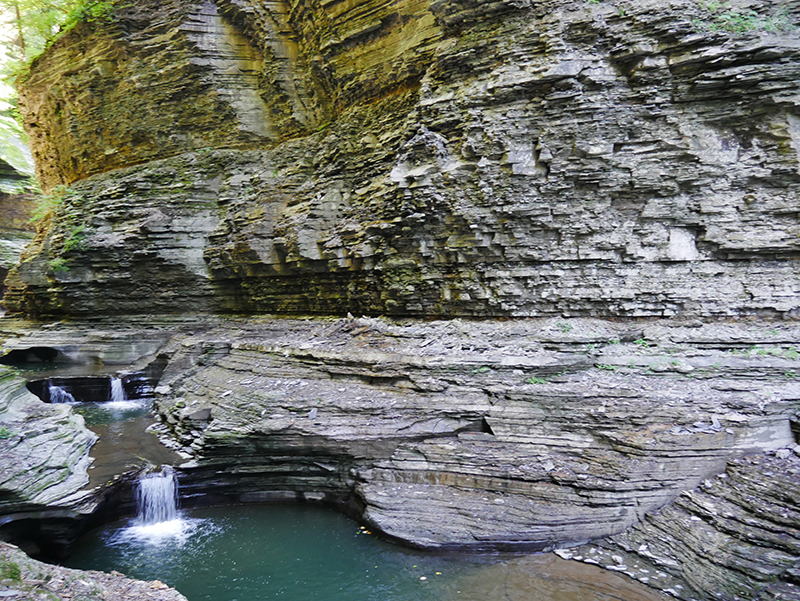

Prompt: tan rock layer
xmin=7 ymin=0 xmax=800 ymax=319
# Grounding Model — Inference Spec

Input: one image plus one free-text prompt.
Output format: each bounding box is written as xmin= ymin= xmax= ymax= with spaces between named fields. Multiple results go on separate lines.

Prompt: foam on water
xmin=137 ymin=467 xmax=179 ymax=524
xmin=116 ymin=465 xmax=193 ymax=545
xmin=110 ymin=378 xmax=125 ymax=403
xmin=113 ymin=518 xmax=201 ymax=547
xmin=67 ymin=504 xmax=669 ymax=601
xmin=103 ymin=400 xmax=147 ymax=411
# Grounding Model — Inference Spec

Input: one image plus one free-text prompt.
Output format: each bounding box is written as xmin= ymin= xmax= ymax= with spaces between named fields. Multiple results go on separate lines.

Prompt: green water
xmin=65 ymin=504 xmax=666 ymax=601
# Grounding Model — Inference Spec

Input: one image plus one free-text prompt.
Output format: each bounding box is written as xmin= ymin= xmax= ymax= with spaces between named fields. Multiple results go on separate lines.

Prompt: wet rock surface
xmin=2 ymin=0 xmax=800 ymax=597
xmin=0 ymin=541 xmax=187 ymax=601
xmin=147 ymin=316 xmax=799 ymax=556
xmin=0 ymin=315 xmax=798 ymax=599
xmin=0 ymin=366 xmax=97 ymax=515
xmin=0 ymin=320 xmax=186 ymax=557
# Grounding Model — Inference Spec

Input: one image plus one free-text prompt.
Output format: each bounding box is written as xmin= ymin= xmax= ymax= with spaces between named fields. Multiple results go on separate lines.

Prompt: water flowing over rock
xmin=136 ymin=467 xmax=179 ymax=525
xmin=47 ymin=381 xmax=77 ymax=404
xmin=149 ymin=318 xmax=799 ymax=553
xmin=1 ymin=315 xmax=799 ymax=598
xmin=111 ymin=377 xmax=126 ymax=404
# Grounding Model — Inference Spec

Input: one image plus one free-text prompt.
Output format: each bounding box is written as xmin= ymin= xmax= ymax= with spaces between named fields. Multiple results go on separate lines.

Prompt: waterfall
xmin=110 ymin=377 xmax=126 ymax=403
xmin=106 ymin=376 xmax=143 ymax=412
xmin=136 ymin=466 xmax=179 ymax=525
xmin=48 ymin=381 xmax=76 ymax=404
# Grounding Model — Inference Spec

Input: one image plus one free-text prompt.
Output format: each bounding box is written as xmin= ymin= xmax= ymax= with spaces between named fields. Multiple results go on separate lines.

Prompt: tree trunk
xmin=13 ymin=1 xmax=25 ymax=57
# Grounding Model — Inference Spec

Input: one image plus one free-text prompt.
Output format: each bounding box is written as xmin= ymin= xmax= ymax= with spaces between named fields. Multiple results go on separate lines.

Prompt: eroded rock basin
xmin=65 ymin=503 xmax=669 ymax=601
xmin=1 ymin=315 xmax=799 ymax=600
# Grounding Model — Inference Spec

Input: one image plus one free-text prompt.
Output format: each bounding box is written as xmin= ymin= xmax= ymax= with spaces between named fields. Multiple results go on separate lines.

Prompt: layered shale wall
xmin=4 ymin=0 xmax=799 ymax=318
xmin=3 ymin=1 xmax=800 ymax=599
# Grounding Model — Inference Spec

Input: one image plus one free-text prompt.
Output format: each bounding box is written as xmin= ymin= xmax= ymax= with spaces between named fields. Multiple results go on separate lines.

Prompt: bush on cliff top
xmin=0 ymin=0 xmax=116 ymax=72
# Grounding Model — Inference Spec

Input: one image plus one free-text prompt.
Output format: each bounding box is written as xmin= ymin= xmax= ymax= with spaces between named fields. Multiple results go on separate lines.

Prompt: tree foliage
xmin=0 ymin=0 xmax=114 ymax=179
xmin=0 ymin=0 xmax=114 ymax=68
xmin=0 ymin=0 xmax=71 ymax=63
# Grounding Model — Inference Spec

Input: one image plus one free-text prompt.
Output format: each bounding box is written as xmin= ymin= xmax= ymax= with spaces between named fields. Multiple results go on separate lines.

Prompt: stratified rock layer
xmin=0 ymin=541 xmax=187 ymax=601
xmin=5 ymin=0 xmax=800 ymax=318
xmin=150 ymin=317 xmax=800 ymax=552
xmin=567 ymin=452 xmax=800 ymax=601
xmin=0 ymin=366 xmax=96 ymax=515
xmin=0 ymin=159 xmax=35 ymax=299
xmin=1 ymin=315 xmax=799 ymax=599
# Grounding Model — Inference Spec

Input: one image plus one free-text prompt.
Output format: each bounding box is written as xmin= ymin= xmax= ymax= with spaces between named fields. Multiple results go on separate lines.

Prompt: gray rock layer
xmin=0 ymin=366 xmax=96 ymax=515
xmin=4 ymin=0 xmax=800 ymax=318
xmin=0 ymin=541 xmax=187 ymax=601
xmin=151 ymin=317 xmax=800 ymax=553
xmin=569 ymin=452 xmax=800 ymax=601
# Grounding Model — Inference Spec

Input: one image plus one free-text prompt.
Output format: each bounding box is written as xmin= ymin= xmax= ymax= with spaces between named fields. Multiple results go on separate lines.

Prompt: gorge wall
xmin=2 ymin=315 xmax=799 ymax=600
xmin=2 ymin=0 xmax=800 ymax=600
xmin=3 ymin=0 xmax=799 ymax=318
xmin=0 ymin=160 xmax=35 ymax=301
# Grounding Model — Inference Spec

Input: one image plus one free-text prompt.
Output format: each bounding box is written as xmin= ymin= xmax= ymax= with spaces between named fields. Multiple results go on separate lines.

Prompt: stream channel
xmin=33 ymin=369 xmax=667 ymax=601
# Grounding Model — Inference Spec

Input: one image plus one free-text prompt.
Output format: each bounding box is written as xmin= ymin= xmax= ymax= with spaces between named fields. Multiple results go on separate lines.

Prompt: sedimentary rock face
xmin=5 ymin=0 xmax=800 ymax=318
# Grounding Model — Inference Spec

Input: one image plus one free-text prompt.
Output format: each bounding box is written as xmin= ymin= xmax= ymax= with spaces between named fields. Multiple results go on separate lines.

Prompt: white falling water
xmin=106 ymin=377 xmax=140 ymax=411
xmin=117 ymin=466 xmax=190 ymax=545
xmin=136 ymin=466 xmax=179 ymax=525
xmin=110 ymin=378 xmax=125 ymax=403
xmin=48 ymin=381 xmax=76 ymax=404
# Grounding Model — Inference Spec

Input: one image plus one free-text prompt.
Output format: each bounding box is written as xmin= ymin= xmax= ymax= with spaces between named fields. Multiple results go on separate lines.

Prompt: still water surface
xmin=66 ymin=504 xmax=665 ymax=601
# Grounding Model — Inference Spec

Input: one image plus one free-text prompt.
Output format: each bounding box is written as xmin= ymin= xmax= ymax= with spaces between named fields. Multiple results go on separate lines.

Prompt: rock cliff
xmin=4 ymin=0 xmax=799 ymax=317
xmin=2 ymin=0 xmax=800 ymax=599
xmin=1 ymin=315 xmax=799 ymax=599
xmin=0 ymin=159 xmax=35 ymax=302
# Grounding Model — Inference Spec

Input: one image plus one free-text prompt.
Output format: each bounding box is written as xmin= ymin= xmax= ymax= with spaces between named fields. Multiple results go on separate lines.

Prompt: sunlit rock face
xmin=4 ymin=0 xmax=799 ymax=318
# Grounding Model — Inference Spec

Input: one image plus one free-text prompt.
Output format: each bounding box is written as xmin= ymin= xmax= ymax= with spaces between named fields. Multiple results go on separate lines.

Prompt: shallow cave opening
xmin=0 ymin=347 xmax=63 ymax=365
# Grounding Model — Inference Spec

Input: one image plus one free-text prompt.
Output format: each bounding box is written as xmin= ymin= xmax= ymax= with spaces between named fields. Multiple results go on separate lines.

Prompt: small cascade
xmin=47 ymin=380 xmax=77 ymax=404
xmin=136 ymin=466 xmax=179 ymax=525
xmin=105 ymin=376 xmax=141 ymax=411
xmin=110 ymin=378 xmax=126 ymax=403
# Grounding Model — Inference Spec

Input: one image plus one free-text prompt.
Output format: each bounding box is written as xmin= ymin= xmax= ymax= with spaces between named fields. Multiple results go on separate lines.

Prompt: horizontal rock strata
xmin=0 ymin=541 xmax=187 ymax=601
xmin=0 ymin=366 xmax=96 ymax=516
xmin=4 ymin=0 xmax=800 ymax=318
xmin=0 ymin=163 xmax=35 ymax=301
xmin=149 ymin=316 xmax=800 ymax=552
xmin=0 ymin=319 xmax=191 ymax=557
xmin=1 ymin=314 xmax=798 ymax=599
